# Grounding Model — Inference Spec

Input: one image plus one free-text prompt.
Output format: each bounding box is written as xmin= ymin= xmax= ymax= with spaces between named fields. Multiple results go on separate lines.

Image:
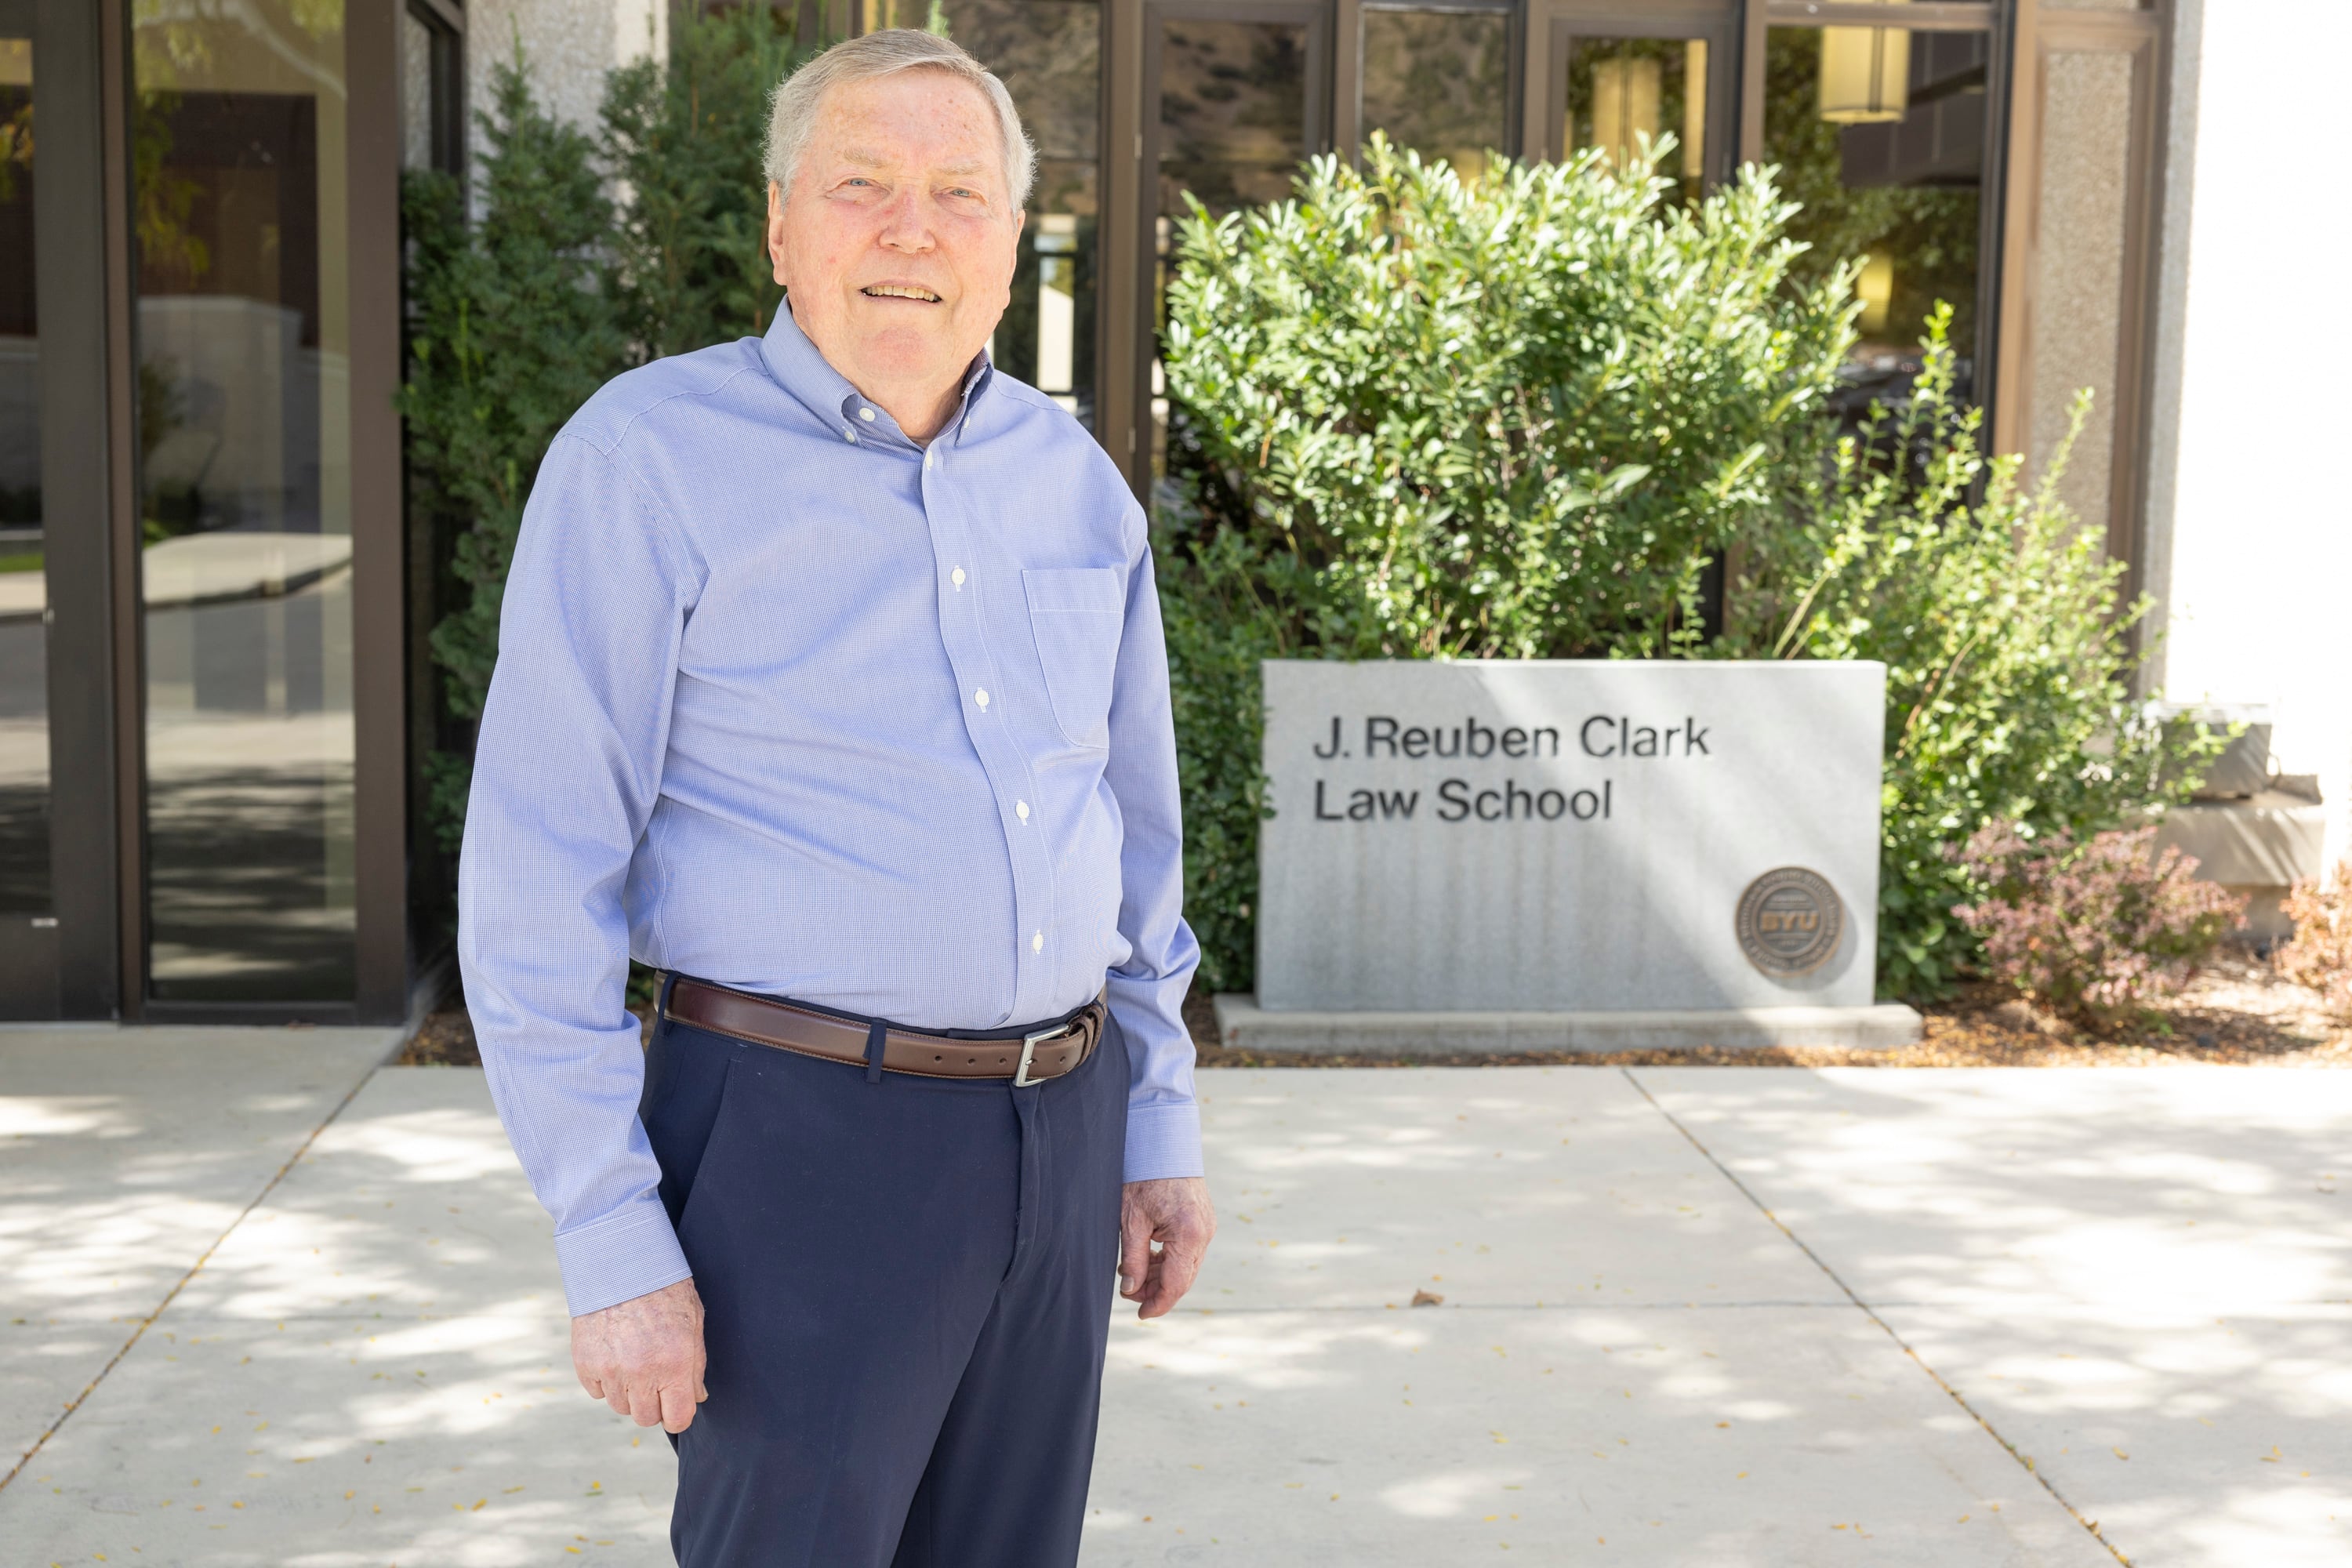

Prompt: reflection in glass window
xmin=935 ymin=0 xmax=1101 ymax=424
xmin=1361 ymin=9 xmax=1508 ymax=180
xmin=1766 ymin=25 xmax=1987 ymax=402
xmin=135 ymin=0 xmax=356 ymax=1001
xmin=1153 ymin=19 xmax=1312 ymax=481
xmin=1565 ymin=37 xmax=1708 ymax=205
xmin=0 ymin=34 xmax=44 ymax=920
xmin=1159 ymin=20 xmax=1311 ymax=216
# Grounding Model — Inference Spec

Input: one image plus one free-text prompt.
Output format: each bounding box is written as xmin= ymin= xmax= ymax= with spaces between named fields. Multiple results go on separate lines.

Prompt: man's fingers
xmin=659 ymin=1380 xmax=698 ymax=1434
xmin=1135 ymin=1218 xmax=1212 ymax=1317
xmin=626 ymin=1373 xmax=670 ymax=1427
xmin=1117 ymin=1219 xmax=1152 ymax=1299
xmin=1157 ymin=1236 xmax=1206 ymax=1301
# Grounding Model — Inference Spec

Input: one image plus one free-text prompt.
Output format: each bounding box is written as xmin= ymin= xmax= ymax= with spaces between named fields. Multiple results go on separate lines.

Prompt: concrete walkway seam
xmin=1618 ymin=1065 xmax=2134 ymax=1567
xmin=0 ymin=1062 xmax=387 ymax=1494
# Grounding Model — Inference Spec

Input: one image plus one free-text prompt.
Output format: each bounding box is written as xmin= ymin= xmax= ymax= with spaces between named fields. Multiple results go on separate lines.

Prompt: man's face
xmin=769 ymin=70 xmax=1022 ymax=411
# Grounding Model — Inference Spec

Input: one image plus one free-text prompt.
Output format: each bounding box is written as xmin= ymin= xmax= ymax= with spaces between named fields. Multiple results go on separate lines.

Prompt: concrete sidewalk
xmin=3 ymin=1035 xmax=2348 ymax=1565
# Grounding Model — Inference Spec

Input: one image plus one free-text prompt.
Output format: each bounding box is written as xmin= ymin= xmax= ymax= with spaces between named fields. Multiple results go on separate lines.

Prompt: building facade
xmin=0 ymin=0 xmax=2340 ymax=1023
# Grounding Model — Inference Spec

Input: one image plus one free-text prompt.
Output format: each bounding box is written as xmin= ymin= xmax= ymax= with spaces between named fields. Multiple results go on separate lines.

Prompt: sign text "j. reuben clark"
xmin=1308 ymin=713 xmax=1714 ymax=822
xmin=1257 ymin=661 xmax=1888 ymax=1014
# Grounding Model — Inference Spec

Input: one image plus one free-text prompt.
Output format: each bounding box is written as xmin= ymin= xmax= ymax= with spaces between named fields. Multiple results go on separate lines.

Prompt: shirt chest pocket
xmin=1022 ymin=567 xmax=1124 ymax=750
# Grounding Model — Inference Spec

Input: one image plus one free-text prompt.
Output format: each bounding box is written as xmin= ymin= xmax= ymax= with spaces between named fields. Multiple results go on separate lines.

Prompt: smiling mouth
xmin=862 ymin=284 xmax=942 ymax=302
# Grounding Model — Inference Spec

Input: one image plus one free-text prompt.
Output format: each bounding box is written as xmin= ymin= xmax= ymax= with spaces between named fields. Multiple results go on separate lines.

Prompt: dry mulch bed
xmin=398 ymin=1006 xmax=487 ymax=1066
xmin=400 ymin=956 xmax=2350 ymax=1071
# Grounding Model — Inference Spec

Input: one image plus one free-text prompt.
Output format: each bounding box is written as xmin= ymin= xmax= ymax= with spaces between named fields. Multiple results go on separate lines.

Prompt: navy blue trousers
xmin=641 ymin=1005 xmax=1130 ymax=1568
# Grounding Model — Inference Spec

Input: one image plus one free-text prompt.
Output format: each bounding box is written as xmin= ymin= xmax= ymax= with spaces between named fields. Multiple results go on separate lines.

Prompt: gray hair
xmin=764 ymin=30 xmax=1036 ymax=211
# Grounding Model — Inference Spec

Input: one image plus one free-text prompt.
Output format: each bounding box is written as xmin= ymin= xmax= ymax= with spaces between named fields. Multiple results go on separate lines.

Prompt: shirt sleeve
xmin=457 ymin=433 xmax=699 ymax=1317
xmin=1102 ymin=510 xmax=1206 ymax=1183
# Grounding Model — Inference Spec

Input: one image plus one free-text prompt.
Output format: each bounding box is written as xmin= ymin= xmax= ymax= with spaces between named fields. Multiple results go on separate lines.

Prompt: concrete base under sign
xmin=1210 ymin=993 xmax=1924 ymax=1054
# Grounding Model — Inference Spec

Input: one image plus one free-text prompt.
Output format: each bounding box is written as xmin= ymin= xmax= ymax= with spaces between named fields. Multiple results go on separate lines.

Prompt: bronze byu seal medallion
xmin=1736 ymin=867 xmax=1844 ymax=978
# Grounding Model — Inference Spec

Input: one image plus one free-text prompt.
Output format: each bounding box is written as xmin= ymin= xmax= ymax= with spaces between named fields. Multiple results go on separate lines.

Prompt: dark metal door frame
xmin=0 ymin=0 xmax=126 ymax=1019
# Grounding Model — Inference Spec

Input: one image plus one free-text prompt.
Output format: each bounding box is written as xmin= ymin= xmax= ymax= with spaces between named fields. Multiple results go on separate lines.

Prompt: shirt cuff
xmin=551 ymin=1192 xmax=694 ymax=1317
xmin=1123 ymin=1099 xmax=1204 ymax=1183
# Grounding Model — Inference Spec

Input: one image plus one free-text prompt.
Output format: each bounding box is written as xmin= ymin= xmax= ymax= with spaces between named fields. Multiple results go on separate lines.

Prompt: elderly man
xmin=457 ymin=30 xmax=1213 ymax=1566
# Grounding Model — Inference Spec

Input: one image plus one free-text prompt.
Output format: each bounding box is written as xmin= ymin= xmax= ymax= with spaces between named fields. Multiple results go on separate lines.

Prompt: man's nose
xmin=877 ymin=191 xmax=936 ymax=253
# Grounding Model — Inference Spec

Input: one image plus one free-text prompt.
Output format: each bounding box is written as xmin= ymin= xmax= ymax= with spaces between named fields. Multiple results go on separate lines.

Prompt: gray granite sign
xmin=1254 ymin=659 xmax=1888 ymax=1014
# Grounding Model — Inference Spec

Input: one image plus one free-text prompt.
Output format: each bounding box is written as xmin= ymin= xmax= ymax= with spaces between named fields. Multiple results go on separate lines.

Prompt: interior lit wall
xmin=2140 ymin=0 xmax=2352 ymax=875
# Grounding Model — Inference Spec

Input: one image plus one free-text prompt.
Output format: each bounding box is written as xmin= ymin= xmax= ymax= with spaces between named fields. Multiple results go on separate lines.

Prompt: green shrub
xmin=1163 ymin=137 xmax=1852 ymax=665
xmin=1762 ymin=314 xmax=2220 ymax=996
xmin=603 ymin=4 xmax=799 ymax=359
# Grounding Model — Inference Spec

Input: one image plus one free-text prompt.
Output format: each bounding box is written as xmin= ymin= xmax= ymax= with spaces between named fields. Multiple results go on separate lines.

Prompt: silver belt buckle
xmin=1014 ymin=1020 xmax=1076 ymax=1088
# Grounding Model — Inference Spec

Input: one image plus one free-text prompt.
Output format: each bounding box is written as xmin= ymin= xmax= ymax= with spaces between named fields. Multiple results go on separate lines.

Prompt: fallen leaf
xmin=1410 ymin=1290 xmax=1443 ymax=1308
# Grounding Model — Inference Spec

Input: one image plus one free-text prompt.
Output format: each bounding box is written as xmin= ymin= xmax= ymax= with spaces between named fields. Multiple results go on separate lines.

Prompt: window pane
xmin=2031 ymin=48 xmax=2138 ymax=537
xmin=1154 ymin=19 xmax=1312 ymax=481
xmin=1362 ymin=9 xmax=1509 ymax=180
xmin=938 ymin=0 xmax=1101 ymax=426
xmin=401 ymin=8 xmax=434 ymax=171
xmin=1766 ymin=25 xmax=1988 ymax=400
xmin=1566 ymin=36 xmax=1709 ymax=205
xmin=0 ymin=35 xmax=44 ymax=920
xmin=1160 ymin=20 xmax=1311 ymax=217
xmin=135 ymin=0 xmax=356 ymax=1002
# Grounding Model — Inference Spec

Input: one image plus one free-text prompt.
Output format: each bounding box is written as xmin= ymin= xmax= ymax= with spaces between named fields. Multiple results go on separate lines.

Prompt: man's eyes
xmin=835 ymin=176 xmax=986 ymax=204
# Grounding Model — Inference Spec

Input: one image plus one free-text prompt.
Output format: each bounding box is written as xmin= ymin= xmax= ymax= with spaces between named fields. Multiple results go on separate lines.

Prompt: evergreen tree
xmin=401 ymin=51 xmax=627 ymax=844
xmin=604 ymin=4 xmax=803 ymax=359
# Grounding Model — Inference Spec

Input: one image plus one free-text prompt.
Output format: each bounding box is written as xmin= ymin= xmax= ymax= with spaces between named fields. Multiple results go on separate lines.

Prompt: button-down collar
xmin=758 ymin=299 xmax=995 ymax=453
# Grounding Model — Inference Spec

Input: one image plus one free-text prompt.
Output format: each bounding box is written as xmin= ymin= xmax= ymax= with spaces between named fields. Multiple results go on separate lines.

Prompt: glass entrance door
xmin=132 ymin=0 xmax=358 ymax=1004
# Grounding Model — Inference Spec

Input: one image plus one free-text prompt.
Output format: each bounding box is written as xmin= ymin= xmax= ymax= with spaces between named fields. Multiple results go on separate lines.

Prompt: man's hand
xmin=1119 ymin=1177 xmax=1216 ymax=1319
xmin=571 ymin=1277 xmax=708 ymax=1433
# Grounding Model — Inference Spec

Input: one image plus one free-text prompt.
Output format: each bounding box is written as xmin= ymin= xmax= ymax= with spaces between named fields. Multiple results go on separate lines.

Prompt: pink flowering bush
xmin=2276 ymin=865 xmax=2352 ymax=1020
xmin=1952 ymin=822 xmax=2246 ymax=1031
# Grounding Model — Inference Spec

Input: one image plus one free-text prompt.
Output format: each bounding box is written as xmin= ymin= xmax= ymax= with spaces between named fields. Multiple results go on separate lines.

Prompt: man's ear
xmin=767 ymin=180 xmax=789 ymax=286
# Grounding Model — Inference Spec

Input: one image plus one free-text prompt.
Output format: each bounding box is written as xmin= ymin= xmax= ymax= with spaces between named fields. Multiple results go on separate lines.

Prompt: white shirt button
xmin=951 ymin=567 xmax=966 ymax=590
xmin=1032 ymin=931 xmax=1044 ymax=953
xmin=844 ymin=428 xmax=857 ymax=443
xmin=974 ymin=688 xmax=989 ymax=710
xmin=924 ymin=453 xmax=935 ymax=470
xmin=858 ymin=406 xmax=877 ymax=423
xmin=1015 ymin=800 xmax=1030 ymax=822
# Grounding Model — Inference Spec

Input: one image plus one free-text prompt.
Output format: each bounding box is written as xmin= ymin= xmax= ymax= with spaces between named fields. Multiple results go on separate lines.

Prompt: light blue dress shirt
xmin=457 ymin=306 xmax=1203 ymax=1317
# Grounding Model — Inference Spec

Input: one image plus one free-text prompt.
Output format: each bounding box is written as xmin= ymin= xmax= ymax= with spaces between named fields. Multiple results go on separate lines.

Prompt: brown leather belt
xmin=661 ymin=975 xmax=1105 ymax=1086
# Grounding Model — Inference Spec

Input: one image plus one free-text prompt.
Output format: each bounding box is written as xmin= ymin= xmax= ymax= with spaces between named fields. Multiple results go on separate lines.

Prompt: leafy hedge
xmin=1160 ymin=143 xmax=2214 ymax=999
